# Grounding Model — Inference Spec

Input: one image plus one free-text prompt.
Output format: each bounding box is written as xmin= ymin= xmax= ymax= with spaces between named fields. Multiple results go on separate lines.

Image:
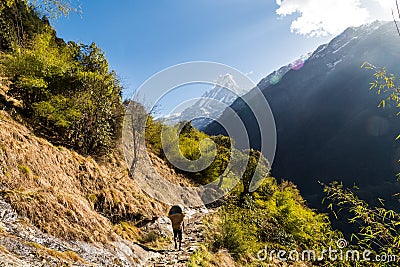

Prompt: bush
xmin=1 ymin=28 xmax=123 ymax=156
xmin=146 ymin=120 xmax=230 ymax=185
xmin=205 ymin=178 xmax=342 ymax=265
xmin=324 ymin=182 xmax=400 ymax=266
xmin=213 ymin=204 xmax=259 ymax=261
xmin=140 ymin=230 xmax=158 ymax=243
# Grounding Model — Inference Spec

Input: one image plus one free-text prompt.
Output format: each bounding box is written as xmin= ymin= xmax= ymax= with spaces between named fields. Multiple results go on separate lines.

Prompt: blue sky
xmin=52 ymin=0 xmax=392 ymax=113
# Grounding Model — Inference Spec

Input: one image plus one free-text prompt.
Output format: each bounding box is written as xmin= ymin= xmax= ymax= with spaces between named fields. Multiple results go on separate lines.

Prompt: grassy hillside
xmin=0 ymin=110 xmax=167 ymax=242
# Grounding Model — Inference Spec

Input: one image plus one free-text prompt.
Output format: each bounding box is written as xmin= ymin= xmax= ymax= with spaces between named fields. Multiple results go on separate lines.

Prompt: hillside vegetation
xmin=0 ymin=0 xmax=171 ymax=244
xmin=0 ymin=1 xmax=398 ymax=267
xmin=0 ymin=110 xmax=166 ymax=241
xmin=1 ymin=0 xmax=123 ymax=156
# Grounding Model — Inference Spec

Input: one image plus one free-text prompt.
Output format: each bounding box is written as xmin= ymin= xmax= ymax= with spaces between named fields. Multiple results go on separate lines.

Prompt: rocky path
xmin=0 ymin=194 xmax=211 ymax=267
xmin=0 ymin=197 xmax=160 ymax=267
xmin=144 ymin=211 xmax=208 ymax=267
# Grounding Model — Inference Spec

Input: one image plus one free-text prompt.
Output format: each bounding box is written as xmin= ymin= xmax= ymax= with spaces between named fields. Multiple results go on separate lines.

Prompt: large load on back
xmin=169 ymin=204 xmax=183 ymax=215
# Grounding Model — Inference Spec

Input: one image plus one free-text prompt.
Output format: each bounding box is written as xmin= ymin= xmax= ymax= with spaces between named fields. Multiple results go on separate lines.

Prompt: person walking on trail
xmin=168 ymin=205 xmax=185 ymax=250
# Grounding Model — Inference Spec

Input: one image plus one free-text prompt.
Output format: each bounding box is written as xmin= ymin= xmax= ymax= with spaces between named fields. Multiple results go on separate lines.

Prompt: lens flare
xmin=122 ymin=62 xmax=277 ymax=207
xmin=290 ymin=59 xmax=304 ymax=71
xmin=270 ymin=73 xmax=282 ymax=85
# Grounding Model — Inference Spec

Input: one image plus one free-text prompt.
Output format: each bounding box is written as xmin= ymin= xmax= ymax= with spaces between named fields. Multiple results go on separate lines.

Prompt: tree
xmin=234 ymin=149 xmax=270 ymax=195
xmin=2 ymin=27 xmax=123 ymax=156
xmin=29 ymin=0 xmax=81 ymax=19
xmin=3 ymin=32 xmax=72 ymax=110
xmin=0 ymin=0 xmax=79 ymax=50
xmin=126 ymin=100 xmax=148 ymax=169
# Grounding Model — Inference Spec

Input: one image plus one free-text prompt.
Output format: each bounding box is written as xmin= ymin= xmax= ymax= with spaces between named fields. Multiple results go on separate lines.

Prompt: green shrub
xmin=145 ymin=118 xmax=272 ymax=189
xmin=140 ymin=230 xmax=158 ymax=244
xmin=1 ymin=28 xmax=123 ymax=156
xmin=212 ymin=204 xmax=260 ymax=261
xmin=189 ymin=245 xmax=214 ymax=267
xmin=17 ymin=164 xmax=31 ymax=175
xmin=205 ymin=178 xmax=342 ymax=265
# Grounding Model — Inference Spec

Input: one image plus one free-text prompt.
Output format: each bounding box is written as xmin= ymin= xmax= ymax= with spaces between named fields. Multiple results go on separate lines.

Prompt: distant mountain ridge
xmin=162 ymin=74 xmax=248 ymax=129
xmin=159 ymin=57 xmax=305 ymax=130
xmin=166 ymin=63 xmax=297 ymax=130
xmin=205 ymin=21 xmax=400 ymax=208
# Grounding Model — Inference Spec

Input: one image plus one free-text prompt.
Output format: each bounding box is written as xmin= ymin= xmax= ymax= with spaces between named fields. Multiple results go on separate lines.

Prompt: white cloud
xmin=276 ymin=0 xmax=394 ymax=36
xmin=375 ymin=0 xmax=394 ymax=9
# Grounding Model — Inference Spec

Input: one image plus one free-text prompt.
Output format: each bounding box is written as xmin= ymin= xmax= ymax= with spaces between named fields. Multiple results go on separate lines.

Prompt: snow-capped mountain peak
xmin=162 ymin=73 xmax=249 ymax=129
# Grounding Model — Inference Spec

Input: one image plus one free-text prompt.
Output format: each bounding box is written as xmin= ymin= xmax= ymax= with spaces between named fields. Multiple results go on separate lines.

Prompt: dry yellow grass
xmin=29 ymin=242 xmax=88 ymax=265
xmin=148 ymin=152 xmax=196 ymax=188
xmin=0 ymin=110 xmax=169 ymax=242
